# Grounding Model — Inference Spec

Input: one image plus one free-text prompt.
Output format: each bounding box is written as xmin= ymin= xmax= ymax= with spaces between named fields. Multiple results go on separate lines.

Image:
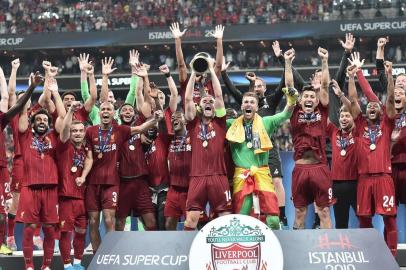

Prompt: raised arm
xmin=385 ymin=61 xmax=396 ymax=119
xmin=347 ymin=65 xmax=361 ymax=118
xmin=318 ymin=47 xmax=330 ymax=106
xmin=159 ymin=64 xmax=178 ymax=112
xmin=184 ymin=72 xmax=197 ymax=121
xmin=284 ymin=48 xmax=295 ymax=88
xmin=48 ymin=77 xmax=66 ymax=133
xmin=131 ymin=110 xmax=163 ymax=135
xmin=132 ymin=64 xmax=153 ymax=117
xmin=336 ymin=33 xmax=355 ymax=89
xmin=331 ymin=79 xmax=351 ymax=110
xmin=78 ymin=53 xmax=90 ymax=102
xmin=83 ymin=63 xmax=97 ymax=112
xmin=209 ymin=25 xmax=224 ymax=77
xmin=0 ymin=66 xmax=9 ymax=113
xmin=376 ymin=37 xmax=388 ymax=92
xmin=8 ymin=59 xmax=20 ymax=108
xmin=208 ymin=57 xmax=225 ymax=111
xmin=60 ymin=101 xmax=80 ymax=143
xmin=100 ymin=57 xmax=117 ymax=103
xmin=349 ymin=52 xmax=380 ymax=103
xmin=221 ymin=58 xmax=243 ymax=105
xmin=17 ymin=72 xmax=44 ymax=132
xmin=126 ymin=49 xmax=141 ymax=106
xmin=169 ymin=22 xmax=188 ymax=83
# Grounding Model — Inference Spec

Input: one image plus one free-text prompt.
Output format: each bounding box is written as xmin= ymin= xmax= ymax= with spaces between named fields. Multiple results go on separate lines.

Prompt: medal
xmin=98 ymin=126 xmax=113 ymax=161
xmin=367 ymin=122 xmax=379 ymax=152
xmin=247 ymin=142 xmax=253 ymax=149
xmin=129 ymin=144 xmax=135 ymax=151
xmin=370 ymin=144 xmax=376 ymax=151
xmin=71 ymin=166 xmax=78 ymax=173
xmin=98 ymin=153 xmax=103 ymax=159
xmin=202 ymin=140 xmax=208 ymax=148
xmin=340 ymin=149 xmax=346 ymax=156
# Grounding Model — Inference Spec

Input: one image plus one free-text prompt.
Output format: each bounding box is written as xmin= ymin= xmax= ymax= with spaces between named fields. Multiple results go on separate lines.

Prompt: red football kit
xmin=391 ymin=112 xmax=406 ymax=204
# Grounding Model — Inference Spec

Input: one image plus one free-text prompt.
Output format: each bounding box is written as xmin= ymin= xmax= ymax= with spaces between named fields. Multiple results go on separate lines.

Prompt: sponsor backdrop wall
xmin=11 ymin=152 xmax=406 ymax=248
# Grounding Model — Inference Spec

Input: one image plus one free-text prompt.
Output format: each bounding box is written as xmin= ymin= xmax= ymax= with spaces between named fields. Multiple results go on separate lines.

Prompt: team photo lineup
xmin=0 ymin=17 xmax=405 ymax=270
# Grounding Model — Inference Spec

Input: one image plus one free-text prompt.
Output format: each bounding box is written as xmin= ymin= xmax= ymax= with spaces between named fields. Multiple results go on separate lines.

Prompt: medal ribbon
xmin=98 ymin=126 xmax=113 ymax=154
xmin=32 ymin=131 xmax=48 ymax=156
xmin=176 ymin=131 xmax=188 ymax=151
xmin=304 ymin=112 xmax=316 ymax=121
xmin=339 ymin=130 xmax=348 ymax=151
xmin=72 ymin=148 xmax=85 ymax=168
xmin=200 ymin=121 xmax=208 ymax=142
xmin=396 ymin=111 xmax=406 ymax=129
xmin=368 ymin=121 xmax=380 ymax=146
xmin=244 ymin=123 xmax=253 ymax=144
xmin=128 ymin=134 xmax=139 ymax=146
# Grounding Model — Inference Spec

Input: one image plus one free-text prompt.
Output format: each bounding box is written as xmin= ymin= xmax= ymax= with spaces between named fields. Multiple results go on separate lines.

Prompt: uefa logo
xmin=189 ymin=214 xmax=284 ymax=270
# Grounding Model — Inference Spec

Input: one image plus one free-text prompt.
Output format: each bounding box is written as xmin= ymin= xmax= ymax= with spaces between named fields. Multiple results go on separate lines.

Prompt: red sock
xmin=73 ymin=231 xmax=86 ymax=261
xmin=0 ymin=214 xmax=6 ymax=244
xmin=34 ymin=224 xmax=41 ymax=237
xmin=23 ymin=226 xmax=35 ymax=269
xmin=7 ymin=214 xmax=15 ymax=237
xmin=183 ymin=225 xmax=195 ymax=231
xmin=358 ymin=216 xmax=372 ymax=228
xmin=59 ymin=232 xmax=72 ymax=264
xmin=42 ymin=226 xmax=55 ymax=267
xmin=383 ymin=216 xmax=398 ymax=257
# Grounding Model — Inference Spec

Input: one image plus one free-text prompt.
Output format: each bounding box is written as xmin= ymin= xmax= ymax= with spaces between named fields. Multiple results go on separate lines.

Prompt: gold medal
xmin=129 ymin=145 xmax=135 ymax=151
xmin=71 ymin=166 xmax=78 ymax=173
xmin=202 ymin=140 xmax=208 ymax=148
xmin=40 ymin=153 xmax=44 ymax=159
xmin=370 ymin=144 xmax=376 ymax=151
xmin=247 ymin=142 xmax=253 ymax=149
xmin=340 ymin=149 xmax=346 ymax=156
xmin=98 ymin=153 xmax=103 ymax=159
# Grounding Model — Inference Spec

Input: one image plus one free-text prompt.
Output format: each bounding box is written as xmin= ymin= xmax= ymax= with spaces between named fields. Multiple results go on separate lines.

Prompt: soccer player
xmin=170 ymin=22 xmax=223 ymax=105
xmin=134 ymin=64 xmax=178 ymax=230
xmin=81 ymin=101 xmax=163 ymax=252
xmin=165 ymin=111 xmax=192 ymax=230
xmin=56 ymin=101 xmax=89 ymax=270
xmin=289 ymin=47 xmax=335 ymax=230
xmin=17 ymin=73 xmax=63 ymax=270
xmin=183 ymin=57 xmax=232 ymax=230
xmin=226 ymin=48 xmax=298 ymax=229
xmin=349 ymin=53 xmax=398 ymax=256
xmin=116 ymin=103 xmax=157 ymax=232
xmin=59 ymin=59 xmax=96 ymax=123
xmin=327 ymin=76 xmax=358 ymax=229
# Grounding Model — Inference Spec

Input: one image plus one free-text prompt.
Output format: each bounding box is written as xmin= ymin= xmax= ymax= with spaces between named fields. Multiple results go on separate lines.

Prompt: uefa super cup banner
xmin=88 ymin=214 xmax=398 ymax=270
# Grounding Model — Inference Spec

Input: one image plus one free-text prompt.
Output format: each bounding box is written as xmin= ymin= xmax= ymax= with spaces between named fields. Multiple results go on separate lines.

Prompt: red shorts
xmin=292 ymin=163 xmax=335 ymax=208
xmin=58 ymin=197 xmax=87 ymax=232
xmin=11 ymin=157 xmax=24 ymax=193
xmin=16 ymin=185 xmax=59 ymax=224
xmin=392 ymin=164 xmax=406 ymax=204
xmin=186 ymin=175 xmax=232 ymax=213
xmin=357 ymin=174 xmax=397 ymax=216
xmin=85 ymin=184 xmax=118 ymax=212
xmin=116 ymin=177 xmax=154 ymax=219
xmin=164 ymin=186 xmax=188 ymax=218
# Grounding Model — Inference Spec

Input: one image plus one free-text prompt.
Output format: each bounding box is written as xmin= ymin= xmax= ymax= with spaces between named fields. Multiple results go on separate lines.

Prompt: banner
xmin=1 ymin=18 xmax=406 ymax=50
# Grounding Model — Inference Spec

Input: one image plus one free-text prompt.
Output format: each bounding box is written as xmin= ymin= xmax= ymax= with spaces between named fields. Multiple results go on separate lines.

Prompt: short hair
xmin=339 ymin=105 xmax=351 ymax=114
xmin=61 ymin=91 xmax=77 ymax=100
xmin=255 ymin=77 xmax=267 ymax=89
xmin=302 ymin=84 xmax=317 ymax=92
xmin=242 ymin=91 xmax=259 ymax=103
xmin=119 ymin=103 xmax=134 ymax=113
xmin=71 ymin=120 xmax=84 ymax=127
xmin=30 ymin=108 xmax=52 ymax=125
xmin=396 ymin=73 xmax=406 ymax=78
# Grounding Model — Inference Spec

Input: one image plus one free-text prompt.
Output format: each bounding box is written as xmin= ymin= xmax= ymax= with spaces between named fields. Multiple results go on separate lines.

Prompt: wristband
xmin=165 ymin=73 xmax=171 ymax=78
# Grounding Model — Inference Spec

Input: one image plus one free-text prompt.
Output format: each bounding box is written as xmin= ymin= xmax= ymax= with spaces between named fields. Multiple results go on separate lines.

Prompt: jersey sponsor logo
xmin=189 ymin=214 xmax=283 ymax=270
xmin=169 ymin=137 xmax=192 ymax=153
xmin=297 ymin=111 xmax=322 ymax=123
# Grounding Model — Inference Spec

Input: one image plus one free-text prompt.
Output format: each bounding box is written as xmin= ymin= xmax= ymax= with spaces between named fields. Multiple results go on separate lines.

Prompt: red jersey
xmin=85 ymin=125 xmax=132 ymax=185
xmin=168 ymin=131 xmax=192 ymax=188
xmin=144 ymin=132 xmax=170 ymax=187
xmin=189 ymin=116 xmax=227 ymax=176
xmin=180 ymin=77 xmax=215 ymax=106
xmin=56 ymin=140 xmax=87 ymax=199
xmin=392 ymin=112 xmax=406 ymax=164
xmin=18 ymin=129 xmax=58 ymax=186
xmin=9 ymin=115 xmax=21 ymax=157
xmin=354 ymin=112 xmax=394 ymax=175
xmin=119 ymin=132 xmax=148 ymax=178
xmin=326 ymin=123 xmax=358 ymax=180
xmin=0 ymin=112 xmax=9 ymax=168
xmin=291 ymin=104 xmax=328 ymax=163
xmin=73 ymin=106 xmax=89 ymax=123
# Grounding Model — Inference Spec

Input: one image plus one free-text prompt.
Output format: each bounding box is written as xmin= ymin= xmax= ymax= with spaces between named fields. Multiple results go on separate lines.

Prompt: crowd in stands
xmin=0 ymin=0 xmax=400 ymax=34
